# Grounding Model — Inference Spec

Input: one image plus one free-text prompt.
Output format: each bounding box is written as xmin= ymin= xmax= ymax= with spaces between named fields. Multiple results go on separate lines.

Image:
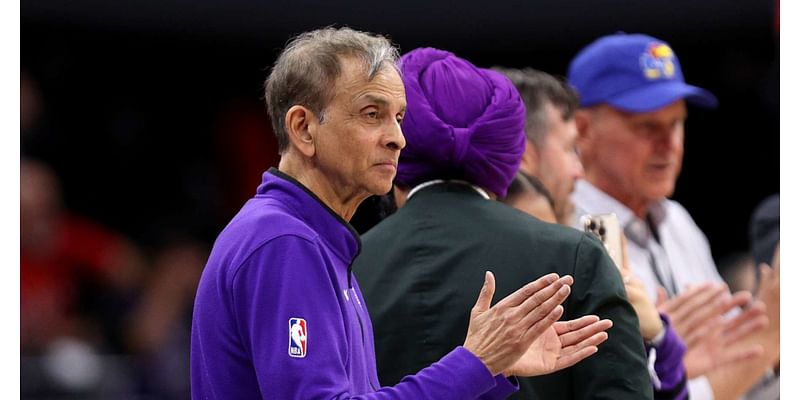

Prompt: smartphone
xmin=581 ymin=213 xmax=623 ymax=269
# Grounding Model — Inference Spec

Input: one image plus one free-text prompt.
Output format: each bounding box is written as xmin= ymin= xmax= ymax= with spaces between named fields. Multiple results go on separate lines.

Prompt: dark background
xmin=22 ymin=0 xmax=779 ymax=261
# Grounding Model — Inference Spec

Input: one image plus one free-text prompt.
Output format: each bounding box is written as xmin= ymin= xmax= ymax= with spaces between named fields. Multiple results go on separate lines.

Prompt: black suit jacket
xmin=354 ymin=182 xmax=653 ymax=399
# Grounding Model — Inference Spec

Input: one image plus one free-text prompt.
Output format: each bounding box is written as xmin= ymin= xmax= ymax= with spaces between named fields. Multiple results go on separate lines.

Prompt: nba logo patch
xmin=289 ymin=317 xmax=307 ymax=358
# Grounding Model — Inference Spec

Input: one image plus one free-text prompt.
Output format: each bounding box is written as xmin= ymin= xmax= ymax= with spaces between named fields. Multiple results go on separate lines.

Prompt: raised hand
xmin=656 ymin=280 xmax=769 ymax=379
xmin=756 ymin=243 xmax=779 ymax=330
xmin=683 ymin=300 xmax=767 ymax=378
xmin=754 ymin=242 xmax=780 ymax=364
xmin=504 ymin=315 xmax=612 ymax=377
xmin=463 ymin=271 xmax=573 ymax=376
xmin=656 ymin=283 xmax=750 ymax=341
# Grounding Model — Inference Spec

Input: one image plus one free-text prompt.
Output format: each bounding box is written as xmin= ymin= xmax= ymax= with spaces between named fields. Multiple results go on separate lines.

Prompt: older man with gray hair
xmin=190 ymin=27 xmax=609 ymax=399
xmin=568 ymin=32 xmax=779 ymax=400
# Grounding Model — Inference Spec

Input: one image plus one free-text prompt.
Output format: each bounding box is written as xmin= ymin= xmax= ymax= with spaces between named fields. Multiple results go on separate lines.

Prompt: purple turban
xmin=395 ymin=48 xmax=526 ymax=198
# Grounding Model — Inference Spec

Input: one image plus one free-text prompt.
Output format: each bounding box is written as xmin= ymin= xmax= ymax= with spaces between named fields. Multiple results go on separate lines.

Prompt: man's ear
xmin=519 ymin=138 xmax=541 ymax=176
xmin=285 ymin=105 xmax=317 ymax=158
xmin=574 ymin=109 xmax=592 ymax=142
xmin=573 ymin=109 xmax=594 ymax=162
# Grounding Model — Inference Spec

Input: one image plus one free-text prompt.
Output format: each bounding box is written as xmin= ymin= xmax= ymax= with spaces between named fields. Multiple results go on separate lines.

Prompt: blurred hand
xmin=624 ymin=275 xmax=663 ymax=341
xmin=682 ymin=300 xmax=767 ymax=379
xmin=657 ymin=280 xmax=769 ymax=379
xmin=656 ymin=283 xmax=750 ymax=341
xmin=619 ymin=235 xmax=662 ymax=340
xmin=504 ymin=316 xmax=612 ymax=377
xmin=463 ymin=271 xmax=573 ymax=376
xmin=754 ymin=243 xmax=780 ymax=364
xmin=756 ymin=244 xmax=779 ymax=328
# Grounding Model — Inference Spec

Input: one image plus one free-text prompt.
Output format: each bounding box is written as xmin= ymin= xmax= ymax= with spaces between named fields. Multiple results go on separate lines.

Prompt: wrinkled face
xmin=536 ymin=103 xmax=584 ymax=223
xmin=582 ymin=100 xmax=686 ymax=208
xmin=313 ymin=57 xmax=407 ymax=198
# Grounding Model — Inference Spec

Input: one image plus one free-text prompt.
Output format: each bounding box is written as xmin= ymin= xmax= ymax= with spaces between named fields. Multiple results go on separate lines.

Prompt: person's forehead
xmin=544 ymin=110 xmax=576 ymax=141
xmin=610 ymin=100 xmax=687 ymax=122
xmin=335 ymin=64 xmax=405 ymax=105
xmin=333 ymin=56 xmax=396 ymax=86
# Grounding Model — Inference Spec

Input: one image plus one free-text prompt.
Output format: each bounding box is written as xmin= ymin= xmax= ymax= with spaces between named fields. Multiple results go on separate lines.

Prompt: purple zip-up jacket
xmin=191 ymin=168 xmax=518 ymax=399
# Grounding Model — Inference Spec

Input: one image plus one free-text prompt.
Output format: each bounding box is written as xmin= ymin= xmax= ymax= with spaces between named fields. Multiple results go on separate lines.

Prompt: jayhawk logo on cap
xmin=289 ymin=317 xmax=307 ymax=358
xmin=640 ymin=43 xmax=676 ymax=80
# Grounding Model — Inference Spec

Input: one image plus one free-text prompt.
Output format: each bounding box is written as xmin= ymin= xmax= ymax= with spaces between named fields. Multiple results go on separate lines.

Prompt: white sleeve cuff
xmin=688 ymin=376 xmax=714 ymax=400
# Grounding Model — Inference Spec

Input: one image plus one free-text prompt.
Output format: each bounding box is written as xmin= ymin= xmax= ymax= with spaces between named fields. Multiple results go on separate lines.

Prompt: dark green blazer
xmin=354 ymin=182 xmax=653 ymax=400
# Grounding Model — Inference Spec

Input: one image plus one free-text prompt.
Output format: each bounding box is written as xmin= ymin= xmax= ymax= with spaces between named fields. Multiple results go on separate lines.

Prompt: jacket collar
xmin=257 ymin=167 xmax=361 ymax=263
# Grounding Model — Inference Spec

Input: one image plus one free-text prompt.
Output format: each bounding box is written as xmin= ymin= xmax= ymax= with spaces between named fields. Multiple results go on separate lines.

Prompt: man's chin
xmin=370 ymin=181 xmax=395 ymax=196
xmin=644 ymin=184 xmax=675 ymax=202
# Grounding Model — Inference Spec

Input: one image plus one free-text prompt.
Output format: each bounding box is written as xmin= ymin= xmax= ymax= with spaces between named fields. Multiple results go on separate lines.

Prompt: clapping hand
xmin=656 ymin=284 xmax=767 ymax=379
xmin=463 ymin=271 xmax=611 ymax=378
xmin=503 ymin=315 xmax=612 ymax=377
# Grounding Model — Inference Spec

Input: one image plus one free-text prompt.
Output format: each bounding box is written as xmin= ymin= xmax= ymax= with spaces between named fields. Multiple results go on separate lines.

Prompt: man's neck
xmin=278 ymin=157 xmax=366 ymax=222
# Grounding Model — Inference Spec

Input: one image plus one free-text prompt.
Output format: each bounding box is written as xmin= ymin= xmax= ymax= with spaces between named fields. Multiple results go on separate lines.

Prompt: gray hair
xmin=492 ymin=67 xmax=579 ymax=147
xmin=264 ymin=27 xmax=400 ymax=154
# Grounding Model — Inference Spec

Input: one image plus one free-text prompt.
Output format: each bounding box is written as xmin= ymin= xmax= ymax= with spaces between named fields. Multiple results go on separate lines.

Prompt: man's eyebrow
xmin=357 ymin=94 xmax=390 ymax=106
xmin=355 ymin=94 xmax=406 ymax=113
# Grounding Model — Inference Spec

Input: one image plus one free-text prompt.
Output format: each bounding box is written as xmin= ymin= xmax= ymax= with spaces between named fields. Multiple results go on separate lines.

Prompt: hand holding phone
xmin=581 ymin=213 xmax=624 ymax=269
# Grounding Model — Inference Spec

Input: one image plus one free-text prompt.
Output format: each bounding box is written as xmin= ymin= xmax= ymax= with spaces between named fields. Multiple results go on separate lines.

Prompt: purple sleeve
xmin=384 ymin=347 xmax=518 ymax=400
xmin=481 ymin=375 xmax=519 ymax=399
xmin=232 ymin=236 xmax=517 ymax=399
xmin=647 ymin=313 xmax=688 ymax=400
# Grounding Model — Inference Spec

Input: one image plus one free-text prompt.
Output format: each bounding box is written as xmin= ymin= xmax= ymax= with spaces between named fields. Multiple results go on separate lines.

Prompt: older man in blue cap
xmin=568 ymin=33 xmax=779 ymax=400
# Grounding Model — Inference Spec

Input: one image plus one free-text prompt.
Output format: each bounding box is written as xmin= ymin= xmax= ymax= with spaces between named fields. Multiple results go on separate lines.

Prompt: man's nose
xmin=654 ymin=128 xmax=683 ymax=154
xmin=385 ymin=120 xmax=406 ymax=151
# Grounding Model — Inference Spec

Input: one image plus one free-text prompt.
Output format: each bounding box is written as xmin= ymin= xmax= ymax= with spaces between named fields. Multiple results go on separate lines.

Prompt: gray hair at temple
xmin=264 ymin=27 xmax=400 ymax=154
xmin=492 ymin=67 xmax=579 ymax=147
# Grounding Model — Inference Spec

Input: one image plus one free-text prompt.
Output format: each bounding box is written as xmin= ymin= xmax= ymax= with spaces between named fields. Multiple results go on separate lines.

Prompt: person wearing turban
xmin=354 ymin=48 xmax=653 ymax=400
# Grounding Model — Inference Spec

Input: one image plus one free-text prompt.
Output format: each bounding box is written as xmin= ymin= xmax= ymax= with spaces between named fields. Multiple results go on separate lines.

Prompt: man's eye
xmin=396 ymin=115 xmax=404 ymax=124
xmin=365 ymin=111 xmax=379 ymax=119
xmin=635 ymin=124 xmax=657 ymax=136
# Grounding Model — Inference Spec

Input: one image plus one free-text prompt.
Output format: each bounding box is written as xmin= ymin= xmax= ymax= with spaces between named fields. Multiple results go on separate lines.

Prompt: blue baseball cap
xmin=567 ymin=33 xmax=718 ymax=112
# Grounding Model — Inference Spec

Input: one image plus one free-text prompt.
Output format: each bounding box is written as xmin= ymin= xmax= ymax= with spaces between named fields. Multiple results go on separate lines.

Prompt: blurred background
xmin=21 ymin=1 xmax=779 ymax=398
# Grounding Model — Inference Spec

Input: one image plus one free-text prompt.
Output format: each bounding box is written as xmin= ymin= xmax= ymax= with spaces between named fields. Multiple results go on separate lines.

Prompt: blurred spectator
xmin=740 ymin=195 xmax=780 ymax=400
xmin=21 ymin=158 xmax=145 ymax=354
xmin=503 ymin=166 xmax=765 ymax=400
xmin=21 ymin=157 xmax=207 ymax=399
xmin=21 ymin=158 xmax=147 ymax=397
xmin=21 ymin=71 xmax=42 ymax=135
xmin=127 ymin=240 xmax=206 ymax=399
xmin=567 ymin=32 xmax=778 ymax=400
xmin=493 ymin=67 xmax=583 ymax=225
xmin=750 ymin=194 xmax=779 ymax=267
xmin=21 ymin=71 xmax=62 ymax=168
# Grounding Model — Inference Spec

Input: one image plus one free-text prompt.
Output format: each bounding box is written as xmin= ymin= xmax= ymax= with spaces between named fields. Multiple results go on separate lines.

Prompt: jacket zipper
xmin=348 ymin=272 xmax=379 ymax=391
